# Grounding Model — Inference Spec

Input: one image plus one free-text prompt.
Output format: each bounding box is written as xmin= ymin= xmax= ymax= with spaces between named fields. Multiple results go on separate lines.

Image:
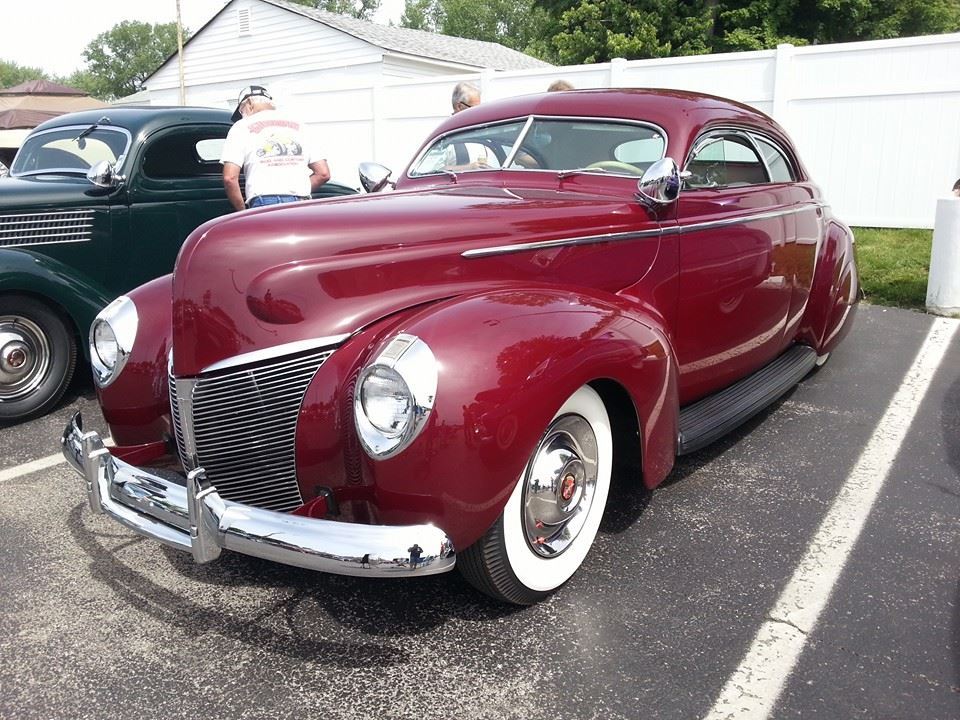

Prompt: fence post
xmin=772 ymin=43 xmax=795 ymax=125
xmin=926 ymin=198 xmax=960 ymax=317
xmin=609 ymin=58 xmax=628 ymax=88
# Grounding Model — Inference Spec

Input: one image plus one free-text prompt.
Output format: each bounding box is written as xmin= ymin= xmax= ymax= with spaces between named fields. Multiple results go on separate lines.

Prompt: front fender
xmin=298 ymin=288 xmax=678 ymax=551
xmin=0 ymin=248 xmax=112 ymax=359
xmin=95 ymin=274 xmax=173 ymax=446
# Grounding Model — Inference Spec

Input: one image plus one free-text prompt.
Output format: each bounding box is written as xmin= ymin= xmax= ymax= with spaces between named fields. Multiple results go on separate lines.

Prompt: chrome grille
xmin=168 ymin=348 xmax=334 ymax=512
xmin=0 ymin=210 xmax=94 ymax=247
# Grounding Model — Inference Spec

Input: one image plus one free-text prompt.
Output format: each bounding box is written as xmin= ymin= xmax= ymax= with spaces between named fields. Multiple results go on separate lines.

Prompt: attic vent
xmin=238 ymin=7 xmax=251 ymax=36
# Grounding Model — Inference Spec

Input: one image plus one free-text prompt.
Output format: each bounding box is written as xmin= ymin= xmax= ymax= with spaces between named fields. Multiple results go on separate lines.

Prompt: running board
xmin=677 ymin=345 xmax=817 ymax=455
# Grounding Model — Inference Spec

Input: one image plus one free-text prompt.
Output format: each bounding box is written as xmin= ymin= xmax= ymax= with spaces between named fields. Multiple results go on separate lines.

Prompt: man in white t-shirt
xmin=220 ymin=85 xmax=330 ymax=210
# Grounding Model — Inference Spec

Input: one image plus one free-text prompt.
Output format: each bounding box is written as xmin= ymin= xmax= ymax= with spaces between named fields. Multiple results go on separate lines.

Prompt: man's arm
xmin=308 ymin=160 xmax=331 ymax=191
xmin=222 ymin=162 xmax=245 ymax=211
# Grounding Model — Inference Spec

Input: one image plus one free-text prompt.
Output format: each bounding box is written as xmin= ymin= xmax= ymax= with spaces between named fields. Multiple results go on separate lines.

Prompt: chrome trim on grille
xmin=201 ymin=334 xmax=350 ymax=373
xmin=169 ymin=347 xmax=335 ymax=512
xmin=0 ymin=210 xmax=95 ymax=248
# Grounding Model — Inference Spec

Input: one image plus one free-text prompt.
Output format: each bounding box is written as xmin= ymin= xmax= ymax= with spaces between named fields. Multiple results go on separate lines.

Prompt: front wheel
xmin=459 ymin=385 xmax=612 ymax=604
xmin=0 ymin=295 xmax=77 ymax=423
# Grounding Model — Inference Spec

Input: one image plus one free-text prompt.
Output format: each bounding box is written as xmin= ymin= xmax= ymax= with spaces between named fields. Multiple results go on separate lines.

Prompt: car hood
xmin=0 ymin=174 xmax=108 ymax=211
xmin=172 ymin=185 xmax=660 ymax=375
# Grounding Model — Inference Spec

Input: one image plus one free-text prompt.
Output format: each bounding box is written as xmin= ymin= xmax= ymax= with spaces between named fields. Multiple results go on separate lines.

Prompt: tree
xmin=0 ymin=60 xmax=48 ymax=89
xmin=288 ymin=0 xmax=382 ymax=19
xmin=534 ymin=0 xmax=960 ymax=64
xmin=400 ymin=0 xmax=552 ymax=56
xmin=80 ymin=20 xmax=188 ymax=100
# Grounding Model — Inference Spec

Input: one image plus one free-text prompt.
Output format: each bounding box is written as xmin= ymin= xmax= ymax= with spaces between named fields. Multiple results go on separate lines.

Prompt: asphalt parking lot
xmin=1 ymin=303 xmax=958 ymax=720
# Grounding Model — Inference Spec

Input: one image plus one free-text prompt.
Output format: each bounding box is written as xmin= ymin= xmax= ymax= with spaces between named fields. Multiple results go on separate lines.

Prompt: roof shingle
xmin=263 ymin=0 xmax=552 ymax=71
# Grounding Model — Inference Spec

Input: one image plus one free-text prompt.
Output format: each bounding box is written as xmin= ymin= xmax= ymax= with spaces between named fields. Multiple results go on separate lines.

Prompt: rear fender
xmin=307 ymin=288 xmax=678 ymax=550
xmin=797 ymin=219 xmax=860 ymax=354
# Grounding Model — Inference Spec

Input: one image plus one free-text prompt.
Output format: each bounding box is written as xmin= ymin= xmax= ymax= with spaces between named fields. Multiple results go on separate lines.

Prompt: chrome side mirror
xmin=359 ymin=161 xmax=394 ymax=193
xmin=86 ymin=160 xmax=118 ymax=188
xmin=636 ymin=157 xmax=683 ymax=207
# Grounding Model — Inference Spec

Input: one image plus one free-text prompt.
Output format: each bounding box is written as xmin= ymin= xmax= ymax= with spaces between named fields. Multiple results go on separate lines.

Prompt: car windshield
xmin=11 ymin=126 xmax=130 ymax=177
xmin=409 ymin=117 xmax=666 ymax=178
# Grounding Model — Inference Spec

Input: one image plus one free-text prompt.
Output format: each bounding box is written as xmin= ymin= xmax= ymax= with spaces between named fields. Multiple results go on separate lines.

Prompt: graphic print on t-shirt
xmin=255 ymin=132 xmax=303 ymax=159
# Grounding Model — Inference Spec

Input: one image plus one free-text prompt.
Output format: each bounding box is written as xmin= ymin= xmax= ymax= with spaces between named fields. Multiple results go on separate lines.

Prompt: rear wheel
xmin=459 ymin=385 xmax=612 ymax=604
xmin=0 ymin=295 xmax=77 ymax=423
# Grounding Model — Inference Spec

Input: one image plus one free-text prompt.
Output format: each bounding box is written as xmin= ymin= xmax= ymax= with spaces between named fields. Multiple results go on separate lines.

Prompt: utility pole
xmin=176 ymin=0 xmax=186 ymax=105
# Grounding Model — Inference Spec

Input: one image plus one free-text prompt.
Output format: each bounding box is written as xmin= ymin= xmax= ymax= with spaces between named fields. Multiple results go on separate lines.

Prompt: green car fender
xmin=0 ymin=247 xmax=113 ymax=361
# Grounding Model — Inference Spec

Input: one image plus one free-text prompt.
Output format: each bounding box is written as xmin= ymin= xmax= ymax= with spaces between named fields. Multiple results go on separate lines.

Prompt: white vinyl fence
xmin=274 ymin=32 xmax=960 ymax=229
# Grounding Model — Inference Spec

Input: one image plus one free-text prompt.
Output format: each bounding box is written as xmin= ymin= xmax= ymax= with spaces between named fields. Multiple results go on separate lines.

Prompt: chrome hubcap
xmin=0 ymin=317 xmax=50 ymax=401
xmin=522 ymin=414 xmax=598 ymax=557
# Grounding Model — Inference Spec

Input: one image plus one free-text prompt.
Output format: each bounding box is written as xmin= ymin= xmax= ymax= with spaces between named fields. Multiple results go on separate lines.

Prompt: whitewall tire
xmin=459 ymin=385 xmax=613 ymax=604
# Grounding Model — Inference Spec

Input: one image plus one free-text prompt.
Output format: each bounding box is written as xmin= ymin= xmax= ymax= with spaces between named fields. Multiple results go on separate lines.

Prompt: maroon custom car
xmin=63 ymin=89 xmax=858 ymax=604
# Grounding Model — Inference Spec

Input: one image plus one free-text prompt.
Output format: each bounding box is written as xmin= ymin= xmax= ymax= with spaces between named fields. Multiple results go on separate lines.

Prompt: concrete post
xmin=926 ymin=198 xmax=960 ymax=317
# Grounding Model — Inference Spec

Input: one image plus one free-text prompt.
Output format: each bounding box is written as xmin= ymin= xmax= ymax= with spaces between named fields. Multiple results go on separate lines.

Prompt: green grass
xmin=852 ymin=227 xmax=931 ymax=310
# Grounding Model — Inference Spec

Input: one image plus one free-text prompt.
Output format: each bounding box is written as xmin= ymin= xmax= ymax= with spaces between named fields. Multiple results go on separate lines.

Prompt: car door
xmin=123 ymin=124 xmax=234 ymax=291
xmin=674 ymin=129 xmax=798 ymax=404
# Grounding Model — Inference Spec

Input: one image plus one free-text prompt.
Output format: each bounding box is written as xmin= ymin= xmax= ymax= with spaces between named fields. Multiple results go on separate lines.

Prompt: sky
xmin=2 ymin=0 xmax=406 ymax=79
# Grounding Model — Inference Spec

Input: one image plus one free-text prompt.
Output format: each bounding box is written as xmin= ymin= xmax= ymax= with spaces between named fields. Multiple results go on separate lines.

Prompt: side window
xmin=613 ymin=137 xmax=663 ymax=166
xmin=142 ymin=129 xmax=228 ymax=179
xmin=752 ymin=135 xmax=795 ymax=183
xmin=685 ymin=133 xmax=769 ymax=188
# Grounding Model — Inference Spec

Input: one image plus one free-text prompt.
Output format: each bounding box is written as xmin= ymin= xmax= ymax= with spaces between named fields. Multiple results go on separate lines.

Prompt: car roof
xmin=30 ymin=106 xmax=233 ymax=135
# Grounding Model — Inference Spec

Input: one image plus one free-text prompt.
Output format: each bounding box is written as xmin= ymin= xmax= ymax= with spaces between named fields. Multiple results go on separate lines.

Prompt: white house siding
xmin=147 ymin=1 xmax=383 ymax=107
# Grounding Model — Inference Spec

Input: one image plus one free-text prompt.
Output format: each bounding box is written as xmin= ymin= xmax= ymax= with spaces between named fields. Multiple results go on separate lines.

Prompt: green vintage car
xmin=0 ymin=106 xmax=355 ymax=422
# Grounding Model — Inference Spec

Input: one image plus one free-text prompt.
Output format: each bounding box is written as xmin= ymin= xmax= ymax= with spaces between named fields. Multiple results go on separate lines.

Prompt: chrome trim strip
xmin=62 ymin=412 xmax=456 ymax=577
xmin=660 ymin=204 xmax=823 ymax=235
xmin=461 ymin=203 xmax=827 ymax=259
xmin=501 ymin=115 xmax=534 ymax=168
xmin=463 ymin=228 xmax=662 ymax=258
xmin=200 ymin=334 xmax=350 ymax=374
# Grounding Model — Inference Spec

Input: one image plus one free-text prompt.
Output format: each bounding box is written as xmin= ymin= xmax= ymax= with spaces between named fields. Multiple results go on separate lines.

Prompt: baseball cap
xmin=232 ymin=85 xmax=271 ymax=122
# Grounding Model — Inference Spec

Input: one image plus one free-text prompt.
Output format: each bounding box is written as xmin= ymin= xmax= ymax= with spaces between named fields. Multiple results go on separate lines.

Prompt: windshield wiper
xmin=73 ymin=116 xmax=110 ymax=143
xmin=557 ymin=167 xmax=608 ymax=179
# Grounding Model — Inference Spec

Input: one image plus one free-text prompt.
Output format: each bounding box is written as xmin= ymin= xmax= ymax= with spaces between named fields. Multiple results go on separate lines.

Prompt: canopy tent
xmin=0 ymin=80 xmax=107 ymax=169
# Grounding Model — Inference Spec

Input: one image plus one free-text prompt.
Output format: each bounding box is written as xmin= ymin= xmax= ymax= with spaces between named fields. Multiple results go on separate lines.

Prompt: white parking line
xmin=704 ymin=317 xmax=959 ymax=720
xmin=0 ymin=452 xmax=66 ymax=483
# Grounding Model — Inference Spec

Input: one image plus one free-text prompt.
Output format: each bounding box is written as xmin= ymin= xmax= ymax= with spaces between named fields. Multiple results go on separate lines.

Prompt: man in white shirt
xmin=220 ymin=85 xmax=330 ymax=210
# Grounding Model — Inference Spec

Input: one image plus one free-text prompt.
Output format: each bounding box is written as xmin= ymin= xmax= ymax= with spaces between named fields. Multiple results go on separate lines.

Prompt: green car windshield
xmin=409 ymin=117 xmax=666 ymax=178
xmin=11 ymin=126 xmax=130 ymax=177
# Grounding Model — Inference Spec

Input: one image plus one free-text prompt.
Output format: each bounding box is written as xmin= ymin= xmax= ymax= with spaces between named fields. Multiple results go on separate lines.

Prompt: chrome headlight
xmin=89 ymin=295 xmax=138 ymax=388
xmin=354 ymin=334 xmax=437 ymax=459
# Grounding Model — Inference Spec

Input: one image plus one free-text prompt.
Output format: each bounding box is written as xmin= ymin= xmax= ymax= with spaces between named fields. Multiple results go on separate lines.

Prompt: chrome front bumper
xmin=61 ymin=413 xmax=455 ymax=577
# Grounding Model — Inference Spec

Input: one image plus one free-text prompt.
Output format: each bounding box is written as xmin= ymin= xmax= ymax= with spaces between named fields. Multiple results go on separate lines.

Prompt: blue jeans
xmin=247 ymin=194 xmax=307 ymax=208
